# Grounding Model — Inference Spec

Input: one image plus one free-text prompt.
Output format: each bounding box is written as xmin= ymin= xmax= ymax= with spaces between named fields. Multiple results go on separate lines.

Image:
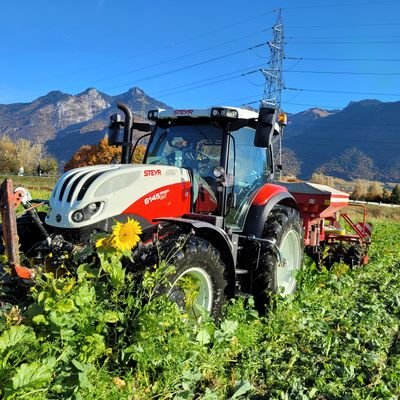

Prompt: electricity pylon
xmin=261 ymin=9 xmax=285 ymax=179
xmin=261 ymin=8 xmax=285 ymax=111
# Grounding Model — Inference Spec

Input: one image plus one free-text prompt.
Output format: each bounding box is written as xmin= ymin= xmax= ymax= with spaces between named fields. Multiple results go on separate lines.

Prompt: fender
xmin=154 ymin=217 xmax=236 ymax=296
xmin=243 ymin=183 xmax=297 ymax=237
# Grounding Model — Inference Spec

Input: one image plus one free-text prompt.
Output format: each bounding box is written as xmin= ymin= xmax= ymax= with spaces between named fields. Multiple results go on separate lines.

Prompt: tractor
xmin=0 ymin=103 xmax=371 ymax=315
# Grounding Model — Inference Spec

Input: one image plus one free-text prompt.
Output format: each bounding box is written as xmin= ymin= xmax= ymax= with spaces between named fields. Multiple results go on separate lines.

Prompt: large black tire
xmin=165 ymin=236 xmax=228 ymax=318
xmin=252 ymin=205 xmax=304 ymax=311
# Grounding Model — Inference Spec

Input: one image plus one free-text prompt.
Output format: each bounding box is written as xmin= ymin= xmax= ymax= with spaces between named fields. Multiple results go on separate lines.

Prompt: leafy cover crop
xmin=1 ymin=220 xmax=400 ymax=399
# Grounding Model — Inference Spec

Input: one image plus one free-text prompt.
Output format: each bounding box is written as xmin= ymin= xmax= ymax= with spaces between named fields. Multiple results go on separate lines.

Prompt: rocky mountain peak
xmin=297 ymin=108 xmax=335 ymax=120
xmin=34 ymin=90 xmax=72 ymax=106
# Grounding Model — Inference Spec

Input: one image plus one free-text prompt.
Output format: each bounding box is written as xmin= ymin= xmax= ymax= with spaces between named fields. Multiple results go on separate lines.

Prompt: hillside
xmin=284 ymin=100 xmax=400 ymax=181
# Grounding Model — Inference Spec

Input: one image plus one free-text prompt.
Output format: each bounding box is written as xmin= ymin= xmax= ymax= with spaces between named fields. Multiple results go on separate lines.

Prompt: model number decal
xmin=144 ymin=189 xmax=169 ymax=205
xmin=144 ymin=169 xmax=162 ymax=177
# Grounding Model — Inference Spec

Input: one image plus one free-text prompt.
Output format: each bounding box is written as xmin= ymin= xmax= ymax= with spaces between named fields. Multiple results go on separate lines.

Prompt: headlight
xmin=211 ymin=107 xmax=239 ymax=118
xmin=71 ymin=202 xmax=103 ymax=223
xmin=72 ymin=210 xmax=84 ymax=223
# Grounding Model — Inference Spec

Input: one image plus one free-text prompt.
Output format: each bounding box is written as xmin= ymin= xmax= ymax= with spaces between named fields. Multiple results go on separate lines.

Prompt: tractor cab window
xmin=226 ymin=126 xmax=268 ymax=231
xmin=144 ymin=123 xmax=223 ymax=212
xmin=145 ymin=124 xmax=222 ymax=177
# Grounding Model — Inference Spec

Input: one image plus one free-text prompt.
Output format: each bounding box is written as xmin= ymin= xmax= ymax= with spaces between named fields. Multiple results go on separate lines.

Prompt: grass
xmin=0 ymin=175 xmax=57 ymax=200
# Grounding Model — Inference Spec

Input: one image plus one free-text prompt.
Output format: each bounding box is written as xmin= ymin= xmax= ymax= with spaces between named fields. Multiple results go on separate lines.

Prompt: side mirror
xmin=254 ymin=107 xmax=278 ymax=148
xmin=108 ymin=113 xmax=123 ymax=145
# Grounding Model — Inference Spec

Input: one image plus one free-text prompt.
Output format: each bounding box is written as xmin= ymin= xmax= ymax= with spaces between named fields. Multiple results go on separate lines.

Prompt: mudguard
xmin=243 ymin=183 xmax=297 ymax=237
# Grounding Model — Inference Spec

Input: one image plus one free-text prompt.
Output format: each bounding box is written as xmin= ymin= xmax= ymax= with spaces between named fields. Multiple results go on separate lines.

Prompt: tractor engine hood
xmin=46 ymin=164 xmax=192 ymax=229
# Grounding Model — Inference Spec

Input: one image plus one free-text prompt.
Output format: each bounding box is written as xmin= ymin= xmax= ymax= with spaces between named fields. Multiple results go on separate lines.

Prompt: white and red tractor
xmin=0 ymin=104 xmax=371 ymax=315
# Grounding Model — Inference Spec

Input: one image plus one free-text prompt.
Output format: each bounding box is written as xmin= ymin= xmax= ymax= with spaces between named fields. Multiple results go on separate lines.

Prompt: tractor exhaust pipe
xmin=117 ymin=102 xmax=133 ymax=164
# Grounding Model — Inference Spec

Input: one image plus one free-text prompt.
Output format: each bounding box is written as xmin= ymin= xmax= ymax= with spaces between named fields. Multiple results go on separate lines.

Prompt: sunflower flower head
xmin=109 ymin=218 xmax=142 ymax=252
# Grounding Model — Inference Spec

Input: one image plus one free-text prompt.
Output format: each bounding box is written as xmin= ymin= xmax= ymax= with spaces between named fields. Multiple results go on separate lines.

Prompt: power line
xmin=286 ymin=34 xmax=400 ymax=40
xmin=283 ymin=69 xmax=400 ymax=76
xmin=285 ymin=56 xmax=400 ymax=62
xmin=283 ymin=0 xmax=399 ymax=12
xmin=150 ymin=64 xmax=264 ymax=99
xmin=287 ymin=40 xmax=400 ymax=44
xmin=286 ymin=22 xmax=400 ymax=29
xmin=99 ymin=42 xmax=266 ymax=93
xmin=66 ymin=30 xmax=271 ymax=90
xmin=285 ymin=87 xmax=400 ymax=97
xmin=36 ymin=11 xmax=277 ymax=86
xmin=282 ymin=101 xmax=344 ymax=109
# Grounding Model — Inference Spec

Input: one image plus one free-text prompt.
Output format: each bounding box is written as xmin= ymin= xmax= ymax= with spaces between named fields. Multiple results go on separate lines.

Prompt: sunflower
xmin=109 ymin=218 xmax=142 ymax=252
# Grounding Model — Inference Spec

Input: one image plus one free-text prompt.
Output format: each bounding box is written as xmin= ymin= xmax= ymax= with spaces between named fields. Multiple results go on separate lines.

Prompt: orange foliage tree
xmin=64 ymin=137 xmax=146 ymax=171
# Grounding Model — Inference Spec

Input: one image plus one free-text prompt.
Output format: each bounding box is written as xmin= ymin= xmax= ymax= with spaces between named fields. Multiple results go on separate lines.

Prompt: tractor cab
xmin=144 ymin=106 xmax=282 ymax=231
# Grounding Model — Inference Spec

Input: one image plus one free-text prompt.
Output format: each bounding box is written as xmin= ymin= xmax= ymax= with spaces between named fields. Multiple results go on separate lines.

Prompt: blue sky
xmin=1 ymin=0 xmax=400 ymax=114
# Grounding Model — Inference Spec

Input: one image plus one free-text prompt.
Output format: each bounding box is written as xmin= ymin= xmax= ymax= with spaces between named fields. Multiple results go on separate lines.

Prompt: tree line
xmin=311 ymin=172 xmax=400 ymax=205
xmin=0 ymin=136 xmax=145 ymax=176
xmin=0 ymin=136 xmax=58 ymax=176
xmin=351 ymin=181 xmax=400 ymax=204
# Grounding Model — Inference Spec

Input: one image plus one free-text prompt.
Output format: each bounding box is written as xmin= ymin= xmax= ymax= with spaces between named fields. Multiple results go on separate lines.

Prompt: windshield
xmin=145 ymin=124 xmax=223 ymax=183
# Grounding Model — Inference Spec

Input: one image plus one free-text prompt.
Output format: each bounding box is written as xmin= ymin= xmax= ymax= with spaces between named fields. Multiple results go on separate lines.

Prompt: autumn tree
xmin=310 ymin=173 xmax=334 ymax=186
xmin=351 ymin=180 xmax=368 ymax=200
xmin=132 ymin=144 xmax=146 ymax=164
xmin=40 ymin=158 xmax=59 ymax=175
xmin=366 ymin=181 xmax=383 ymax=202
xmin=382 ymin=187 xmax=391 ymax=203
xmin=64 ymin=137 xmax=146 ymax=171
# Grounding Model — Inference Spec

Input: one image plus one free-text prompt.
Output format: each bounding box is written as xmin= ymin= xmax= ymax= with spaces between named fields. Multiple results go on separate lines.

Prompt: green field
xmin=0 ymin=175 xmax=57 ymax=200
xmin=1 ymin=179 xmax=400 ymax=399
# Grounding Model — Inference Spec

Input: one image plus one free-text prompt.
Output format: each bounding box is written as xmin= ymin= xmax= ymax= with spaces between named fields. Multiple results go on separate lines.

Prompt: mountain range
xmin=0 ymin=87 xmax=171 ymax=165
xmin=0 ymin=88 xmax=399 ymax=182
xmin=284 ymin=100 xmax=400 ymax=181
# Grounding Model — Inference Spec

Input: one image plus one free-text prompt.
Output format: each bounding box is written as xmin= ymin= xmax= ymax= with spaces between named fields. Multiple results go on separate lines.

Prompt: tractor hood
xmin=46 ymin=164 xmax=192 ymax=229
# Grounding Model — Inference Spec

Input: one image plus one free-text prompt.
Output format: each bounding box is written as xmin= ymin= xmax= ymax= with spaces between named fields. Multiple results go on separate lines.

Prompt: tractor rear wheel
xmin=166 ymin=236 xmax=228 ymax=318
xmin=252 ymin=205 xmax=303 ymax=311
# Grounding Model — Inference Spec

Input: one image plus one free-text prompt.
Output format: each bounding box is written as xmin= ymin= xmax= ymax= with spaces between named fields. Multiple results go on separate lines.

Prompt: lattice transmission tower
xmin=261 ymin=9 xmax=285 ymax=179
xmin=261 ymin=9 xmax=285 ymax=111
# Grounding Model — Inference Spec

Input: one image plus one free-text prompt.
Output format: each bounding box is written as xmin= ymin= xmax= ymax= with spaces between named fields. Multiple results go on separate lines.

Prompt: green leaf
xmin=32 ymin=314 xmax=49 ymax=325
xmin=230 ymin=381 xmax=252 ymax=399
xmin=102 ymin=311 xmax=119 ymax=323
xmin=196 ymin=328 xmax=211 ymax=345
xmin=220 ymin=320 xmax=238 ymax=336
xmin=77 ymin=263 xmax=97 ymax=281
xmin=56 ymin=298 xmax=76 ymax=313
xmin=0 ymin=325 xmax=36 ymax=352
xmin=75 ymin=284 xmax=96 ymax=307
xmin=7 ymin=358 xmax=56 ymax=395
xmin=72 ymin=358 xmax=86 ymax=372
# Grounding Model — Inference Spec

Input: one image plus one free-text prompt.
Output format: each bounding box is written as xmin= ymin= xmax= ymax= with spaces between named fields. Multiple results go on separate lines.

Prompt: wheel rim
xmin=168 ymin=267 xmax=213 ymax=314
xmin=277 ymin=229 xmax=301 ymax=295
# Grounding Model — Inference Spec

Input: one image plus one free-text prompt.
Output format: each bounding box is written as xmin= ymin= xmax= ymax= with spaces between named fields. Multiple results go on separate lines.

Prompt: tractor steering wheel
xmin=182 ymin=150 xmax=211 ymax=172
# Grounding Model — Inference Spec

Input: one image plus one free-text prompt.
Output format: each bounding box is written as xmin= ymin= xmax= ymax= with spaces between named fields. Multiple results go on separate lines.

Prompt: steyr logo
xmin=173 ymin=109 xmax=193 ymax=115
xmin=144 ymin=169 xmax=162 ymax=177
